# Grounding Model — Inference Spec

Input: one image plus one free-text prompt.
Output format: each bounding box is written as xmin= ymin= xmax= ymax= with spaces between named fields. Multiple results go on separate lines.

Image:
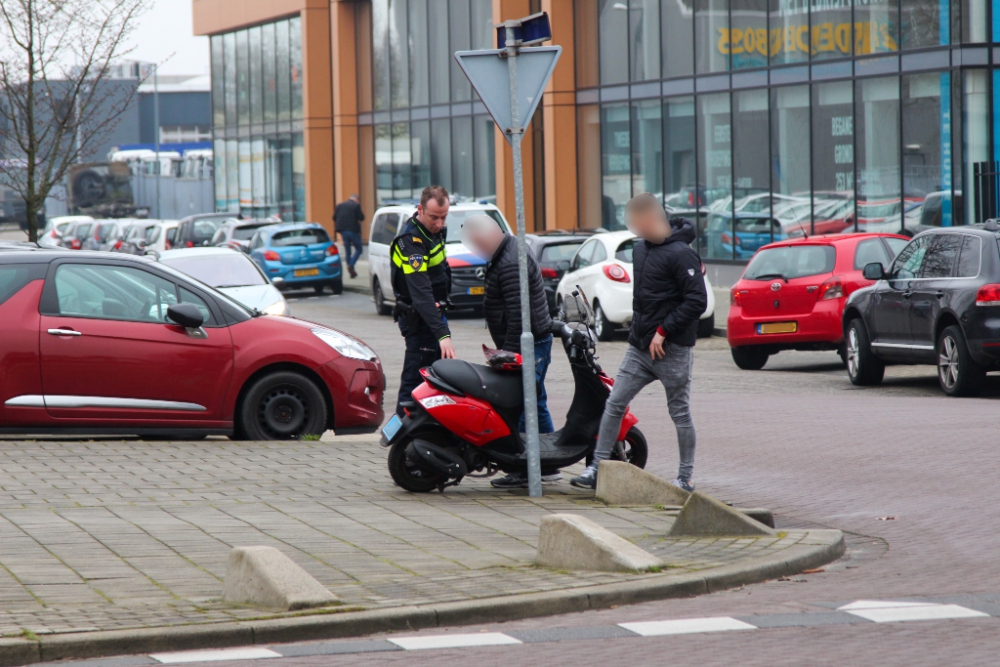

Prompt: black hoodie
xmin=627 ymin=217 xmax=708 ymax=349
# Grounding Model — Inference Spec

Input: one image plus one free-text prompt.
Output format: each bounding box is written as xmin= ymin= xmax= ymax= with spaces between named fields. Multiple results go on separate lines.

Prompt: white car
xmin=367 ymin=202 xmax=512 ymax=315
xmin=554 ymin=231 xmax=716 ymax=341
xmin=156 ymin=247 xmax=290 ymax=316
xmin=39 ymin=215 xmax=92 ymax=248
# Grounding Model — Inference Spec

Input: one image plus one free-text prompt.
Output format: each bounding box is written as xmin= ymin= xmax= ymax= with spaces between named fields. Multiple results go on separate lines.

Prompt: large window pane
xmin=289 ymin=16 xmax=303 ymax=120
xmin=428 ymin=0 xmax=450 ymax=104
xmin=251 ymin=137 xmax=266 ymax=209
xmin=411 ymin=120 xmax=431 ymax=195
xmin=662 ymin=0 xmax=694 ymax=78
xmin=277 ymin=136 xmax=293 ymax=220
xmin=213 ymin=138 xmax=227 ymax=211
xmin=732 ymin=89 xmax=770 ymax=226
xmin=389 ymin=0 xmax=409 ymax=108
xmin=963 ymin=70 xmax=989 ymax=223
xmin=903 ymin=73 xmax=952 ymax=229
xmin=630 ymin=101 xmax=662 ymax=196
xmin=697 ymin=0 xmax=730 ymax=73
xmin=578 ymin=105 xmax=602 ymax=229
xmin=249 ymin=26 xmax=262 ymax=124
xmin=856 ymin=0 xmax=899 ymax=54
xmin=409 ymin=0 xmax=429 ymax=107
xmin=391 ymin=122 xmax=411 ymax=198
xmin=811 ymin=0 xmax=853 ymax=59
xmin=471 ymin=0 xmax=493 ymax=50
xmin=958 ymin=0 xmax=987 ymax=42
xmin=375 ymin=124 xmax=392 ymax=203
xmin=902 ymin=0 xmax=947 ymax=48
xmin=629 ymin=0 xmax=660 ymax=80
xmin=266 ymin=138 xmax=282 ymax=214
xmin=576 ymin=0 xmax=600 ymax=87
xmin=224 ymin=32 xmax=237 ymax=126
xmin=599 ymin=0 xmax=628 ymax=84
xmin=226 ymin=138 xmax=239 ymax=211
xmin=770 ymin=86 xmax=812 ymax=236
xmin=211 ymin=36 xmax=225 ymax=128
xmin=812 ymin=81 xmax=854 ymax=235
xmin=449 ymin=0 xmax=471 ymax=101
xmin=238 ymin=138 xmax=252 ymax=211
xmin=276 ymin=20 xmax=292 ymax=122
xmin=601 ymin=103 xmax=630 ymax=229
xmin=699 ymin=93 xmax=733 ymax=259
xmin=292 ymin=132 xmax=305 ymax=221
xmin=372 ymin=0 xmax=390 ymax=110
xmin=451 ymin=116 xmax=474 ymax=197
xmin=473 ymin=115 xmax=495 ymax=199
xmin=856 ymin=77 xmax=901 ymax=232
xmin=730 ymin=0 xmax=768 ymax=70
xmin=769 ymin=0 xmax=808 ymax=65
xmin=430 ymin=118 xmax=452 ymax=190
xmin=263 ymin=23 xmax=277 ymax=123
xmin=237 ymin=30 xmax=249 ymax=125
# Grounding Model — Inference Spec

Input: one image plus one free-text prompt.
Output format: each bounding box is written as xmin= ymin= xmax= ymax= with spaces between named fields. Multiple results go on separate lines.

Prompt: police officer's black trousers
xmin=396 ymin=320 xmax=442 ymax=418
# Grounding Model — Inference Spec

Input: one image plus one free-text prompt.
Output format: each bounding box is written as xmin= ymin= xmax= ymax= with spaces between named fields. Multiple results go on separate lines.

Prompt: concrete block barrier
xmin=595 ymin=461 xmax=690 ymax=506
xmin=668 ymin=492 xmax=777 ymax=537
xmin=223 ymin=546 xmax=339 ymax=611
xmin=536 ymin=513 xmax=664 ymax=573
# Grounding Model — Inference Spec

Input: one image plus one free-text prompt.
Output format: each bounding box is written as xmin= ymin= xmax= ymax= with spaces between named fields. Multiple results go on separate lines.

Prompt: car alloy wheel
xmin=846 ymin=327 xmax=861 ymax=378
xmin=938 ymin=333 xmax=959 ymax=390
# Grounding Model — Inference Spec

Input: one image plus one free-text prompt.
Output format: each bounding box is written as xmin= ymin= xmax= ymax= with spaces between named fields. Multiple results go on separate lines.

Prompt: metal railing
xmin=973 ymin=161 xmax=1000 ymax=223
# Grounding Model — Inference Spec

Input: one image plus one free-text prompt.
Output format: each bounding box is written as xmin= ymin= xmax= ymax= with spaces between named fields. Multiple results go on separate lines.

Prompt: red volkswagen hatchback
xmin=0 ymin=247 xmax=384 ymax=438
xmin=728 ymin=234 xmax=909 ymax=370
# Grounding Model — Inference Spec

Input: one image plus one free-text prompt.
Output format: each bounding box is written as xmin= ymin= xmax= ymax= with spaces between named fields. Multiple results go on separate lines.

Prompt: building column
xmin=300 ymin=3 xmax=335 ymax=229
xmin=330 ymin=0 xmax=363 ymax=235
xmin=541 ymin=0 xmax=577 ymax=230
xmin=493 ymin=0 xmax=537 ymax=233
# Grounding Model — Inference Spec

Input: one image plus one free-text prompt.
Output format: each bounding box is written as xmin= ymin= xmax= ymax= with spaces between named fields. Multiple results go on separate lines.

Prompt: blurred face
xmin=627 ymin=208 xmax=670 ymax=244
xmin=462 ymin=216 xmax=504 ymax=259
xmin=417 ymin=198 xmax=450 ymax=234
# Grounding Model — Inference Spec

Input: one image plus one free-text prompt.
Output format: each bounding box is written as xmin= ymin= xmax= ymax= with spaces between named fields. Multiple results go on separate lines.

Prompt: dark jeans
xmin=396 ymin=320 xmax=442 ymax=418
xmin=518 ymin=335 xmax=555 ymax=434
xmin=340 ymin=230 xmax=363 ymax=268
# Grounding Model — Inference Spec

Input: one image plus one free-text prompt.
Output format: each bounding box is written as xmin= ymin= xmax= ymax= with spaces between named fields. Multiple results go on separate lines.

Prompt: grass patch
xmin=300 ymin=434 xmax=322 ymax=441
xmin=20 ymin=629 xmax=38 ymax=642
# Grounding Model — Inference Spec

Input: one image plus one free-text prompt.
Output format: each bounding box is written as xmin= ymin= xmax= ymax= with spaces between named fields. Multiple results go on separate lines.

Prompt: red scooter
xmin=381 ymin=289 xmax=647 ymax=492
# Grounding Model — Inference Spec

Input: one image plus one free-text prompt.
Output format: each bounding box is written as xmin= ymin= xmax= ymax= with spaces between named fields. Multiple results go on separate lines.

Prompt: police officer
xmin=391 ymin=185 xmax=457 ymax=417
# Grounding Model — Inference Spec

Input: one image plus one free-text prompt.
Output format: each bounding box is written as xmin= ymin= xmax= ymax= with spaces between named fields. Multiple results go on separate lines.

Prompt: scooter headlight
xmin=311 ymin=328 xmax=377 ymax=361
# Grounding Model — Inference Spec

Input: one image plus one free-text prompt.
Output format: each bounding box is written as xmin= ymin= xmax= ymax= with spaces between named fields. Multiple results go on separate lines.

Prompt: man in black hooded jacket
xmin=572 ymin=193 xmax=707 ymax=491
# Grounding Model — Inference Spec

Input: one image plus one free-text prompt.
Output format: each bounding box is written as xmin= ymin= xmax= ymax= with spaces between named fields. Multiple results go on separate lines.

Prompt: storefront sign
xmin=718 ymin=21 xmax=897 ymax=58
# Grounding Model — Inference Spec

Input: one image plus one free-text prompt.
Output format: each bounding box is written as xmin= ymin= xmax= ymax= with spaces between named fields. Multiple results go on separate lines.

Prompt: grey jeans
xmin=592 ymin=343 xmax=696 ymax=481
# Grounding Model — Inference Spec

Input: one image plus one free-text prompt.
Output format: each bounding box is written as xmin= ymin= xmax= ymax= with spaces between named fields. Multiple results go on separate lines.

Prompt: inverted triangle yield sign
xmin=454 ymin=46 xmax=562 ymax=146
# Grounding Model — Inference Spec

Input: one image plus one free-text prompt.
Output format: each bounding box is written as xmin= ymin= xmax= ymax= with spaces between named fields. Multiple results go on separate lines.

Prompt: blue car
xmin=707 ymin=212 xmax=785 ymax=260
xmin=249 ymin=223 xmax=343 ymax=294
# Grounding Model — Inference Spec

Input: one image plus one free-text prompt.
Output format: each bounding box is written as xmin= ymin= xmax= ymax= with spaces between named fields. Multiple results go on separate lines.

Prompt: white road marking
xmin=150 ymin=647 xmax=282 ymax=663
xmin=839 ymin=600 xmax=989 ymax=623
xmin=619 ymin=617 xmax=758 ymax=636
xmin=388 ymin=632 xmax=522 ymax=650
xmin=838 ymin=600 xmax=937 ymax=611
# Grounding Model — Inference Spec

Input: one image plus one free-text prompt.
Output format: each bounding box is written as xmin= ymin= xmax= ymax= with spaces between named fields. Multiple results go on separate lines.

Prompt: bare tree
xmin=0 ymin=0 xmax=151 ymax=241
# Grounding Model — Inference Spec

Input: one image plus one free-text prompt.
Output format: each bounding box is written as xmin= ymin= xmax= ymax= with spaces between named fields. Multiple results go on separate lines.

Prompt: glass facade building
xmin=359 ymin=0 xmax=498 ymax=204
xmin=575 ymin=0 xmax=997 ymax=264
xmin=210 ymin=16 xmax=306 ymax=220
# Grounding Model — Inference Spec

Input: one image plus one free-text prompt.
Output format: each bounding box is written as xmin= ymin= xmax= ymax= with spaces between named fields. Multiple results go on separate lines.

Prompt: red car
xmin=728 ymin=234 xmax=909 ymax=370
xmin=0 ymin=248 xmax=383 ymax=438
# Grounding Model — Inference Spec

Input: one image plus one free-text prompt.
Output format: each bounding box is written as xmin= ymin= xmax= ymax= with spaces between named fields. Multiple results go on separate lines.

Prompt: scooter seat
xmin=430 ymin=359 xmax=524 ymax=410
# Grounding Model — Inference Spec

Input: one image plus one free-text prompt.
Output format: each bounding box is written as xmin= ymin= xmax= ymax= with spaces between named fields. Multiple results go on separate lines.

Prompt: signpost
xmin=455 ymin=15 xmax=561 ymax=498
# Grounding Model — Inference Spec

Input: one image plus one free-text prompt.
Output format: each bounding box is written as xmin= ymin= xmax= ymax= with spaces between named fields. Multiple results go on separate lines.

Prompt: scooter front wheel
xmin=586 ymin=426 xmax=648 ymax=469
xmin=388 ymin=438 xmax=447 ymax=492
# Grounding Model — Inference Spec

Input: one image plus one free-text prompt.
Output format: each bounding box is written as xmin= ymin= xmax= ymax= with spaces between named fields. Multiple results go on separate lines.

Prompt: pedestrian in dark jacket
xmin=463 ymin=214 xmax=561 ymax=489
xmin=572 ymin=193 xmax=707 ymax=492
xmin=333 ymin=194 xmax=365 ymax=278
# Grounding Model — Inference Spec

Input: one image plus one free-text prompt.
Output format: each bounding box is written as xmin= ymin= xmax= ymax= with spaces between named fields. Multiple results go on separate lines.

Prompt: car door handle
xmin=902 ymin=292 xmax=912 ymax=299
xmin=935 ymin=291 xmax=945 ymax=298
xmin=47 ymin=328 xmax=82 ymax=336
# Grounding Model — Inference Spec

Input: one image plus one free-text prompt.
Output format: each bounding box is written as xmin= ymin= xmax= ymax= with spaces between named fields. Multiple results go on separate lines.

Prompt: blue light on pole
xmin=495 ymin=11 xmax=552 ymax=49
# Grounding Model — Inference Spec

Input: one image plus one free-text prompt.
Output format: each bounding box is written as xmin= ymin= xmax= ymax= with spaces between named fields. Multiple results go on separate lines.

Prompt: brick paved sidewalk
xmin=0 ymin=435 xmax=826 ymax=638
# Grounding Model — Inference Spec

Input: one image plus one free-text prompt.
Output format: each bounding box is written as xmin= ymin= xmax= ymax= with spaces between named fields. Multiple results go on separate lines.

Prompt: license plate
xmin=382 ymin=414 xmax=402 ymax=442
xmin=757 ymin=321 xmax=797 ymax=334
xmin=467 ymin=286 xmax=485 ymax=295
xmin=294 ymin=268 xmax=320 ymax=277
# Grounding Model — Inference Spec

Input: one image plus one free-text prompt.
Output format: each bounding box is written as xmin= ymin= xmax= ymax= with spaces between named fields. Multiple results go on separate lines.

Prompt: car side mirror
xmin=863 ymin=262 xmax=885 ymax=281
xmin=167 ymin=303 xmax=204 ymax=329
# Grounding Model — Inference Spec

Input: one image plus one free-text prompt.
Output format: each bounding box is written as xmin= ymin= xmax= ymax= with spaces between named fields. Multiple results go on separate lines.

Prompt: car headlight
xmin=311 ymin=328 xmax=377 ymax=361
xmin=262 ymin=299 xmax=289 ymax=316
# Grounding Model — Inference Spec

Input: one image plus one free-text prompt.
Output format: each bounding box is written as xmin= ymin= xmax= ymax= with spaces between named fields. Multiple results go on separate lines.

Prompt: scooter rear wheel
xmin=388 ymin=438 xmax=447 ymax=492
xmin=586 ymin=426 xmax=648 ymax=469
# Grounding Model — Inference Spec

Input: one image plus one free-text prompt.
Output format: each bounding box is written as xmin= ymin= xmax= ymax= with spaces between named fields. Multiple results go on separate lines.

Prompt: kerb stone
xmin=222 ymin=546 xmax=339 ymax=611
xmin=536 ymin=513 xmax=664 ymax=573
xmin=595 ymin=461 xmax=689 ymax=506
xmin=668 ymin=492 xmax=777 ymax=537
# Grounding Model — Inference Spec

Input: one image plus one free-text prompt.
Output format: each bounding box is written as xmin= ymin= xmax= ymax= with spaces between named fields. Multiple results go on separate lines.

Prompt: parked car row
xmin=726 ymin=225 xmax=1000 ymax=398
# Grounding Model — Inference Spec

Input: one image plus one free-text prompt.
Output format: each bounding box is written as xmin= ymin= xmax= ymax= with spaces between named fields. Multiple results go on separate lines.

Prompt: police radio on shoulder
xmin=311 ymin=328 xmax=378 ymax=361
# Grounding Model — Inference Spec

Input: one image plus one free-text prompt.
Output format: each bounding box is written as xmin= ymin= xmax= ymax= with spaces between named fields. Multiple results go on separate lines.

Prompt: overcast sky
xmin=126 ymin=0 xmax=210 ymax=76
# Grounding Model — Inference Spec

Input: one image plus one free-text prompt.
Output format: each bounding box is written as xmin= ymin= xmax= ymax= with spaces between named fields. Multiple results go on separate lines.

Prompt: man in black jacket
xmin=571 ymin=193 xmax=707 ymax=492
xmin=463 ymin=215 xmax=560 ymax=488
xmin=333 ymin=194 xmax=365 ymax=278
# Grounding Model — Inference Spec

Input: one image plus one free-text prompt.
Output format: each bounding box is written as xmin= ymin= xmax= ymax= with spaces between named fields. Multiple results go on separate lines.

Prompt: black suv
xmin=843 ymin=223 xmax=1000 ymax=396
xmin=174 ymin=213 xmax=238 ymax=248
xmin=525 ymin=230 xmax=598 ymax=315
